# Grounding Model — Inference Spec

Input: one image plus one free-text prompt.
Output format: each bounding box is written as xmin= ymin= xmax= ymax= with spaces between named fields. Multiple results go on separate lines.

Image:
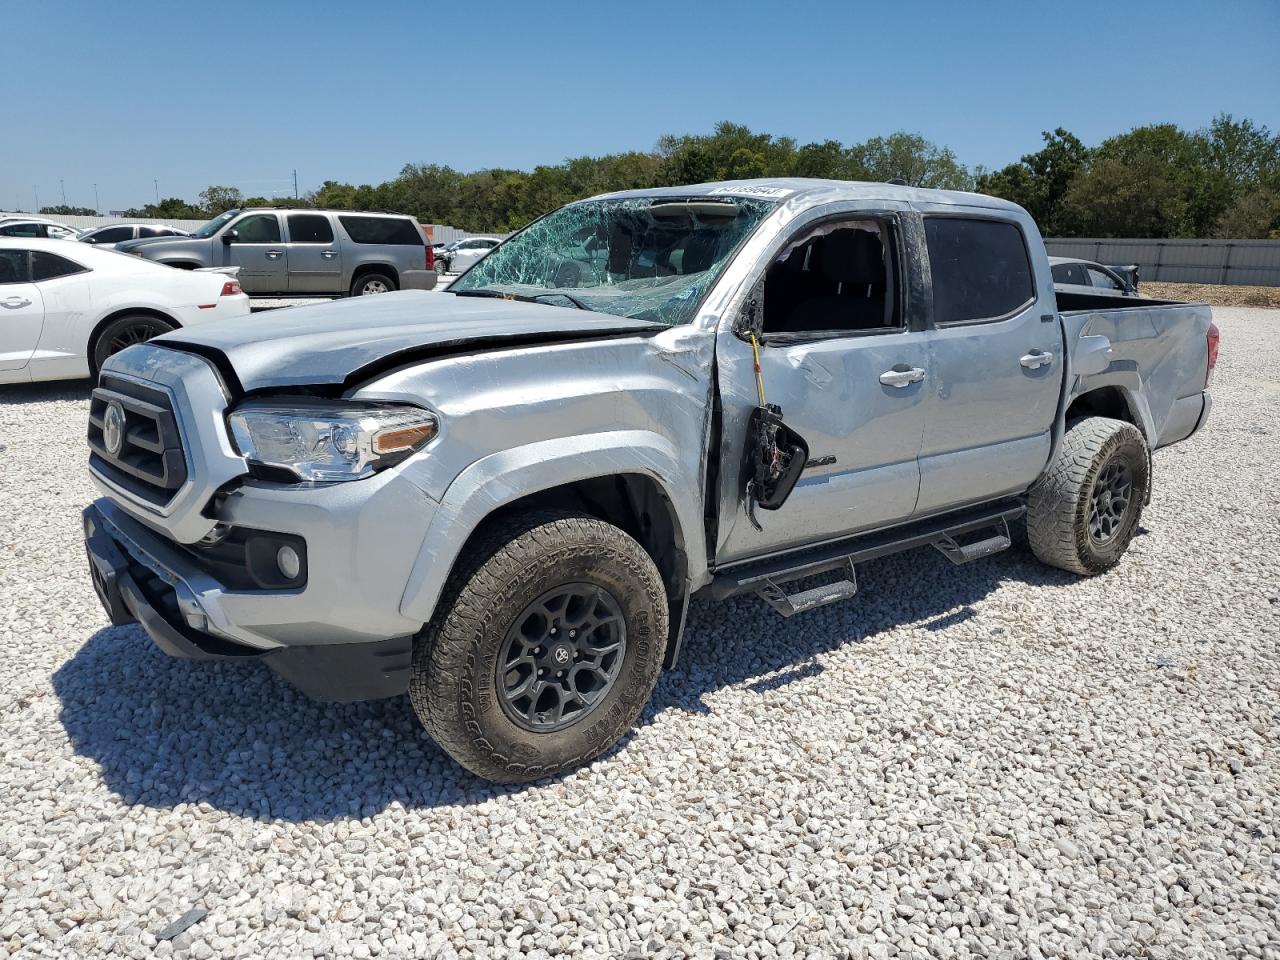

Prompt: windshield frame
xmin=449 ymin=195 xmax=779 ymax=327
xmin=191 ymin=210 xmax=239 ymax=239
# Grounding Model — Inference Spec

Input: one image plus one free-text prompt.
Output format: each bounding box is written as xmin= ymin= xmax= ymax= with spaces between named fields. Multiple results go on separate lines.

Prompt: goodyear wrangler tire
xmin=1027 ymin=416 xmax=1150 ymax=576
xmin=409 ymin=510 xmax=668 ymax=783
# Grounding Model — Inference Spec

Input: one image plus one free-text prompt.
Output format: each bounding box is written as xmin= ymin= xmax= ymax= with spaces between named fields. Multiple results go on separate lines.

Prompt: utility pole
xmin=154 ymin=179 xmax=159 ymax=204
xmin=293 ymin=169 xmax=299 ymax=200
xmin=94 ymin=183 xmax=101 ymax=215
xmin=60 ymin=179 xmax=67 ymax=205
xmin=33 ymin=185 xmax=39 ymax=214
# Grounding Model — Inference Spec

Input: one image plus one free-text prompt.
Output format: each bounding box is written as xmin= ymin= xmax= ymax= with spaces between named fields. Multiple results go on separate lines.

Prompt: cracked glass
xmin=451 ymin=196 xmax=777 ymax=326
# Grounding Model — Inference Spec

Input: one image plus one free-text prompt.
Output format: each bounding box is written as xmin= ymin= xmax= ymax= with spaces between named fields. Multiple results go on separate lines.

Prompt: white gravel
xmin=1 ymin=308 xmax=1277 ymax=959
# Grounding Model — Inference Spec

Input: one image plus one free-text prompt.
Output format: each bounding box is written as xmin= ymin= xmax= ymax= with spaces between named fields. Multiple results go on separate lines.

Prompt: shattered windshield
xmin=451 ymin=196 xmax=776 ymax=325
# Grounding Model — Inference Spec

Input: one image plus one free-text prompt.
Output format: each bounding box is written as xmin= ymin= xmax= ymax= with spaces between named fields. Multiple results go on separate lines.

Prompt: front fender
xmin=398 ymin=431 xmax=705 ymax=624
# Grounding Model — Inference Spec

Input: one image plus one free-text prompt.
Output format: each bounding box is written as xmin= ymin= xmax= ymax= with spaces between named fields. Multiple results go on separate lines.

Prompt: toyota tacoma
xmin=83 ymin=179 xmax=1218 ymax=783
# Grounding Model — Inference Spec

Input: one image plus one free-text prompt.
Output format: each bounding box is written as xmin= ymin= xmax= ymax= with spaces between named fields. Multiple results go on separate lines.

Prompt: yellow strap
xmin=750 ymin=333 xmax=766 ymax=406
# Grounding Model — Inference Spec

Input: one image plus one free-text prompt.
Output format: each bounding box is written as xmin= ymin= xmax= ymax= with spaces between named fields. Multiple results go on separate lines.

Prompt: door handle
xmin=1020 ymin=350 xmax=1054 ymax=369
xmin=321 ymin=250 xmax=338 ymax=259
xmin=879 ymin=366 xmax=926 ymax=388
xmin=265 ymin=249 xmax=284 ymax=260
xmin=1 ymin=297 xmax=32 ymax=308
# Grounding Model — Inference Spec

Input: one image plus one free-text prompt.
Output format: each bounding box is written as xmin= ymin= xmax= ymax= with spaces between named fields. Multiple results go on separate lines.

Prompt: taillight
xmin=1205 ymin=321 xmax=1220 ymax=386
xmin=221 ymin=279 xmax=241 ymax=296
xmin=425 ymin=245 xmax=434 ymax=270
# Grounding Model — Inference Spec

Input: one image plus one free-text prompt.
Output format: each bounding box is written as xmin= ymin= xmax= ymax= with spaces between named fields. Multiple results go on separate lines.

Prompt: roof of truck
xmin=585 ymin=177 xmax=1025 ymax=213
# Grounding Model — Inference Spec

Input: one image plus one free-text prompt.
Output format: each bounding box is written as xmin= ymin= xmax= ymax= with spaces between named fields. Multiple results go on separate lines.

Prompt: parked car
xmin=83 ymin=179 xmax=1217 ymax=783
xmin=0 ymin=237 xmax=249 ymax=384
xmin=114 ymin=209 xmax=436 ymax=297
xmin=79 ymin=223 xmax=191 ymax=249
xmin=1049 ymin=256 xmax=1139 ymax=297
xmin=438 ymin=236 xmax=502 ymax=274
xmin=0 ymin=219 xmax=80 ymax=241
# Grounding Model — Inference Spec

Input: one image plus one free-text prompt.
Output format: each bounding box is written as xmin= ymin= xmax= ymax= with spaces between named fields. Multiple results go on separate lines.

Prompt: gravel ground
xmin=1 ymin=308 xmax=1277 ymax=959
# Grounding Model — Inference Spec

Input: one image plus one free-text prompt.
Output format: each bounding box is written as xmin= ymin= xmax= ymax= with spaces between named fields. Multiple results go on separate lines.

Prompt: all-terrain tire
xmin=1027 ymin=416 xmax=1149 ymax=575
xmin=409 ymin=510 xmax=669 ymax=783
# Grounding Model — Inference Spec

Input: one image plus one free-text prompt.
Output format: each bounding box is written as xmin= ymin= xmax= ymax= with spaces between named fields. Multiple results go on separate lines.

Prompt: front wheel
xmin=91 ymin=314 xmax=177 ymax=376
xmin=1027 ymin=416 xmax=1150 ymax=575
xmin=351 ymin=272 xmax=395 ymax=296
xmin=410 ymin=510 xmax=669 ymax=783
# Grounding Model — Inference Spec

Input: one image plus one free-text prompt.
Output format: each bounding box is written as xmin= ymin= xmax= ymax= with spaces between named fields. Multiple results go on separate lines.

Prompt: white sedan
xmin=0 ymin=238 xmax=250 ymax=384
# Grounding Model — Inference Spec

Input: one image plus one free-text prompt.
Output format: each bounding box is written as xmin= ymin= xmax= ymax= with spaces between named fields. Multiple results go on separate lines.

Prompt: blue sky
xmin=5 ymin=0 xmax=1278 ymax=213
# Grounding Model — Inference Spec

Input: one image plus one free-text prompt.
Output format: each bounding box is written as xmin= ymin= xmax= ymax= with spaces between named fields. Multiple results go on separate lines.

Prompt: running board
xmin=754 ymin=559 xmax=858 ymax=618
xmin=709 ymin=499 xmax=1025 ymax=615
xmin=933 ymin=518 xmax=1012 ymax=565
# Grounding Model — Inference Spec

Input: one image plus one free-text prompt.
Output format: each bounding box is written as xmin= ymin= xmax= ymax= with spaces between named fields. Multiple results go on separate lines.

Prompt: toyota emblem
xmin=553 ymin=647 xmax=571 ymax=665
xmin=103 ymin=401 xmax=126 ymax=457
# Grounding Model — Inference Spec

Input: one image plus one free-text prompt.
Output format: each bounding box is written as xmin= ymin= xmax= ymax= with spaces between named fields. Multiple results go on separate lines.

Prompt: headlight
xmin=227 ymin=401 xmax=438 ymax=482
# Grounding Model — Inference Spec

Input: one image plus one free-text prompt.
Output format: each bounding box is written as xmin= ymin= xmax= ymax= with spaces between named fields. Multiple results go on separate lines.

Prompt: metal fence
xmin=0 ymin=212 xmax=499 ymax=243
xmin=1044 ymin=237 xmax=1280 ymax=287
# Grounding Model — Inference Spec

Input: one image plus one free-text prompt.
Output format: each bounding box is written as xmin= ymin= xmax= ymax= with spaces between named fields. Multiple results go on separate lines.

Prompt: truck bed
xmin=1057 ymin=291 xmax=1213 ymax=450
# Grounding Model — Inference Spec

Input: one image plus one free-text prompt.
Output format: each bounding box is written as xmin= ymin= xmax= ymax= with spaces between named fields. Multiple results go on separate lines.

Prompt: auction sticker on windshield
xmin=707 ymin=185 xmax=794 ymax=199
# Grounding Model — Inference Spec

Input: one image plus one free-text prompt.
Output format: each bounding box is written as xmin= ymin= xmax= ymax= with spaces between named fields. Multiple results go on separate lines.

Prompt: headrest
xmin=818 ymin=230 xmax=882 ymax=285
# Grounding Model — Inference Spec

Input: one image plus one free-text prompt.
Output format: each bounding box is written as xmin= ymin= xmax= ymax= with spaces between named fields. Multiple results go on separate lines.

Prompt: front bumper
xmin=83 ymin=503 xmax=415 ymax=702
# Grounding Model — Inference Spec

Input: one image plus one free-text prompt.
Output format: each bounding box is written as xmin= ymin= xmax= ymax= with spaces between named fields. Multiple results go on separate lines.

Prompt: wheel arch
xmin=1065 ymin=386 xmax=1143 ymax=434
xmin=88 ymin=307 xmax=181 ymax=371
xmin=400 ymin=435 xmax=704 ymax=668
xmin=350 ymin=262 xmax=400 ymax=291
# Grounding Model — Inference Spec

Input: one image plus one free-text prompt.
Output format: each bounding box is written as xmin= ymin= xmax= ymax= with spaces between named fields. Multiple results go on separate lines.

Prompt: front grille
xmin=88 ymin=375 xmax=188 ymax=505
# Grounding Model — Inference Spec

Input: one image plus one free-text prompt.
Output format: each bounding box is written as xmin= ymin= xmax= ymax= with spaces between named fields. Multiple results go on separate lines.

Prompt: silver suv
xmin=114 ymin=209 xmax=435 ymax=297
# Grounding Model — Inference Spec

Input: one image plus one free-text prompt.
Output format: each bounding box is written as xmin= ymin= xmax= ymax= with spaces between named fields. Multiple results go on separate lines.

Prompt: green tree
xmin=976 ymin=128 xmax=1089 ymax=234
xmin=853 ymin=133 xmax=973 ymax=190
xmin=1059 ymin=124 xmax=1198 ymax=237
xmin=198 ymin=185 xmax=244 ymax=216
xmin=39 ymin=204 xmax=97 ymax=216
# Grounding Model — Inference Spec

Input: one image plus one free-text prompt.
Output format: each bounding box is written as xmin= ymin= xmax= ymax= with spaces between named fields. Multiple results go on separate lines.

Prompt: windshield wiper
xmin=454 ymin=288 xmax=593 ymax=312
xmin=451 ymin=288 xmax=508 ymax=299
xmin=530 ymin=292 xmax=591 ymax=311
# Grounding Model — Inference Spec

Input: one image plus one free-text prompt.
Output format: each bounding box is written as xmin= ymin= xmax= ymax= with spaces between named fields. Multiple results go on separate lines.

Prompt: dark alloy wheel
xmin=409 ymin=509 xmax=669 ymax=783
xmin=1088 ymin=460 xmax=1134 ymax=544
xmin=1027 ymin=416 xmax=1150 ymax=575
xmin=496 ymin=583 xmax=627 ymax=732
xmin=91 ymin=314 xmax=176 ymax=375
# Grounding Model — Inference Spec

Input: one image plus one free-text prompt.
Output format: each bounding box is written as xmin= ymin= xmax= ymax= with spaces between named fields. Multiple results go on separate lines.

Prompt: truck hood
xmin=115 ymin=235 xmax=200 ymax=253
xmin=157 ymin=290 xmax=663 ymax=392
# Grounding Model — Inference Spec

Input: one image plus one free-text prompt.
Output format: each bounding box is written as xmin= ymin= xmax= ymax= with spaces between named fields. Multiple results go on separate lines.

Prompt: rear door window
xmin=288 ymin=214 xmax=335 ymax=243
xmin=0 ymin=223 xmax=43 ymax=238
xmin=87 ymin=226 xmax=134 ymax=244
xmin=924 ymin=217 xmax=1035 ymax=325
xmin=338 ymin=216 xmax=423 ymax=245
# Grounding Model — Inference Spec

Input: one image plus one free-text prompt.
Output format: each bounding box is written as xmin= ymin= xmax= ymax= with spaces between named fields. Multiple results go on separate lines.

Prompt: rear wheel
xmin=90 ymin=314 xmax=176 ymax=376
xmin=1027 ymin=416 xmax=1149 ymax=575
xmin=351 ymin=272 xmax=395 ymax=296
xmin=410 ymin=510 xmax=669 ymax=783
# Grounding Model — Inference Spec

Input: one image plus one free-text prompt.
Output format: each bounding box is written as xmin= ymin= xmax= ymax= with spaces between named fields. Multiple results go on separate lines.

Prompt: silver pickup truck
xmin=83 ymin=179 xmax=1217 ymax=783
xmin=114 ymin=208 xmax=434 ymax=297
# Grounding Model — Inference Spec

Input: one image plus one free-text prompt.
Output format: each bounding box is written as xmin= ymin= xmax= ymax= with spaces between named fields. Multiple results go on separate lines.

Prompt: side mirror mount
xmin=221 ymin=230 xmax=237 ymax=245
xmin=733 ymin=284 xmax=765 ymax=342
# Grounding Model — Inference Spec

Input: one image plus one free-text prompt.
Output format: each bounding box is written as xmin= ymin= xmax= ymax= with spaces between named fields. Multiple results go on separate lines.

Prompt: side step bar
xmin=709 ymin=499 xmax=1025 ymax=616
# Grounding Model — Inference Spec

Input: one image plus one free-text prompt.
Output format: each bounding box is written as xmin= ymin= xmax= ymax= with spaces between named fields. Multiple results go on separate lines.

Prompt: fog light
xmin=276 ymin=545 xmax=301 ymax=580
